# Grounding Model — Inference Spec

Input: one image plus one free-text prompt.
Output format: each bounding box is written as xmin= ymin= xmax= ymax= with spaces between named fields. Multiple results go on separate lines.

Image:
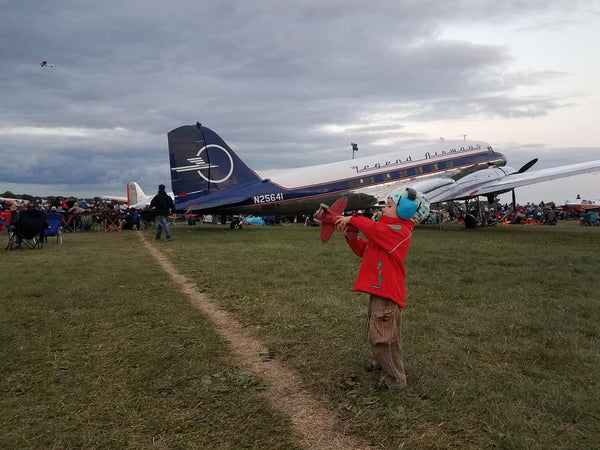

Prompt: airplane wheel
xmin=230 ymin=220 xmax=242 ymax=230
xmin=464 ymin=214 xmax=480 ymax=229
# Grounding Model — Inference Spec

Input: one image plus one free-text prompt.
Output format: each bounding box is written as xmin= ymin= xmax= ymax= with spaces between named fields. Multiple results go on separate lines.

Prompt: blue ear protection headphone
xmin=396 ymin=187 xmax=419 ymax=219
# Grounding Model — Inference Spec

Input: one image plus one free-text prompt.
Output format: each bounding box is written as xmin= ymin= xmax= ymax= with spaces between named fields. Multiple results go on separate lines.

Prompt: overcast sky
xmin=1 ymin=0 xmax=598 ymax=204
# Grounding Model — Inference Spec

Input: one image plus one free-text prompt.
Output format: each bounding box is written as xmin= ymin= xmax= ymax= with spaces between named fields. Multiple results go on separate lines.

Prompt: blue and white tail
xmin=168 ymin=123 xmax=261 ymax=201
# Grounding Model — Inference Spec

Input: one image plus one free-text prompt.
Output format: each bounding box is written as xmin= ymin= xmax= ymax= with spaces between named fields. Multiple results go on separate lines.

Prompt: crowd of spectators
xmin=1 ymin=197 xmax=117 ymax=214
xmin=2 ymin=195 xmax=599 ymax=233
xmin=313 ymin=200 xmax=599 ymax=228
xmin=424 ymin=201 xmax=599 ymax=226
xmin=0 ymin=197 xmax=145 ymax=232
xmin=0 ymin=196 xmax=229 ymax=233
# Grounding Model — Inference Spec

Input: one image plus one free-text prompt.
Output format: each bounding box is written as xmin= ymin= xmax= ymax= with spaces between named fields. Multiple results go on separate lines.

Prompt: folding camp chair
xmin=103 ymin=211 xmax=122 ymax=232
xmin=0 ymin=211 xmax=12 ymax=232
xmin=62 ymin=212 xmax=77 ymax=232
xmin=140 ymin=209 xmax=155 ymax=229
xmin=77 ymin=212 xmax=98 ymax=231
xmin=185 ymin=214 xmax=197 ymax=226
xmin=6 ymin=209 xmax=47 ymax=249
xmin=45 ymin=212 xmax=63 ymax=244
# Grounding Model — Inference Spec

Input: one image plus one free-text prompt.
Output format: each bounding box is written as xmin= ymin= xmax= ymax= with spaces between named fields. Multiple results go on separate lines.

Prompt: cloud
xmin=0 ymin=0 xmax=597 ymax=200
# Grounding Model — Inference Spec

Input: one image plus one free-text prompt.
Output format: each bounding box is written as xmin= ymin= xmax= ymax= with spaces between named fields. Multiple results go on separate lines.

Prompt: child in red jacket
xmin=335 ymin=188 xmax=429 ymax=389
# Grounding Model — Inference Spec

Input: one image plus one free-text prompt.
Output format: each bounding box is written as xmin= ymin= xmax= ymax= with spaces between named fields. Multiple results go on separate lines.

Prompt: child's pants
xmin=368 ymin=294 xmax=407 ymax=388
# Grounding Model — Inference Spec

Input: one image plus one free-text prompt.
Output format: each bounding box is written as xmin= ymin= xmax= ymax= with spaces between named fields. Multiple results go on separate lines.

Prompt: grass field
xmin=1 ymin=220 xmax=599 ymax=448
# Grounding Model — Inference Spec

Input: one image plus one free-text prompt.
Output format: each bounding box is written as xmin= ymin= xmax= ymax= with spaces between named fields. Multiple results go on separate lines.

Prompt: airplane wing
xmin=426 ymin=159 xmax=600 ymax=203
xmin=102 ymin=195 xmax=128 ymax=203
xmin=352 ymin=159 xmax=600 ymax=205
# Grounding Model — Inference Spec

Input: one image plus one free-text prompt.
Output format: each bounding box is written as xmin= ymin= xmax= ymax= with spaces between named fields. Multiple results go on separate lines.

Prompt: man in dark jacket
xmin=150 ymin=184 xmax=175 ymax=240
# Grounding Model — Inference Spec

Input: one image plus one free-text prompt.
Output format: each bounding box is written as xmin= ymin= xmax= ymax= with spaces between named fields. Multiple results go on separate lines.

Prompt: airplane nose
xmin=494 ymin=152 xmax=507 ymax=167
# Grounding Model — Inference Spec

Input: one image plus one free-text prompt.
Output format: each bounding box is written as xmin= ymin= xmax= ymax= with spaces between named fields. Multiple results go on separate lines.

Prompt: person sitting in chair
xmin=11 ymin=202 xmax=46 ymax=249
xmin=123 ymin=208 xmax=141 ymax=230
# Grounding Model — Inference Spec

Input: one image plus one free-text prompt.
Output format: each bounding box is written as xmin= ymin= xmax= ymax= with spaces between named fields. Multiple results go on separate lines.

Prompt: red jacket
xmin=346 ymin=214 xmax=414 ymax=307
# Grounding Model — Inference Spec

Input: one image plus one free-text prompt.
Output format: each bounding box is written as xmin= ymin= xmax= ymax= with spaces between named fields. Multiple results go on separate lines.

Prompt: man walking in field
xmin=150 ymin=184 xmax=175 ymax=241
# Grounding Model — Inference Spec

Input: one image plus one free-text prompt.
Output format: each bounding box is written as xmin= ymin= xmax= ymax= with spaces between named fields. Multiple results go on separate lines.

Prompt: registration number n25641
xmin=253 ymin=193 xmax=284 ymax=204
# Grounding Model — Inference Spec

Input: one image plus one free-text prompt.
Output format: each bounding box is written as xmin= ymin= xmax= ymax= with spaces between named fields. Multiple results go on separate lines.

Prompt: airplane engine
xmin=449 ymin=166 xmax=518 ymax=228
xmin=455 ymin=166 xmax=516 ymax=186
xmin=432 ymin=166 xmax=516 ymax=202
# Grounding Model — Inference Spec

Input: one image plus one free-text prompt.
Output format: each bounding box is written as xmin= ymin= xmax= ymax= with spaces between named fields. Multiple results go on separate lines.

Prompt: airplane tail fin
xmin=127 ymin=182 xmax=147 ymax=206
xmin=168 ymin=123 xmax=261 ymax=200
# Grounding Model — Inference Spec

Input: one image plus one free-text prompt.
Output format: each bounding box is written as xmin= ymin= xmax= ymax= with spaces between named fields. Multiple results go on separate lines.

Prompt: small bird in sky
xmin=40 ymin=60 xmax=55 ymax=68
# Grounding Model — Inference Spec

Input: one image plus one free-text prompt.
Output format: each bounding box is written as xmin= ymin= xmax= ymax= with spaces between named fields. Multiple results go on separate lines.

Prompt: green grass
xmin=0 ymin=232 xmax=300 ymax=449
xmin=1 ymin=221 xmax=599 ymax=448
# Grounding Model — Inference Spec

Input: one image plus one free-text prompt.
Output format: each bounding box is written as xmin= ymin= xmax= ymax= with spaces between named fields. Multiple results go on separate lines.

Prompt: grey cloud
xmin=0 ymin=0 xmax=595 ymax=195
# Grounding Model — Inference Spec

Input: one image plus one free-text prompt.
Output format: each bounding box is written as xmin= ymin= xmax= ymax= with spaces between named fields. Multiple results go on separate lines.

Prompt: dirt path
xmin=139 ymin=234 xmax=373 ymax=450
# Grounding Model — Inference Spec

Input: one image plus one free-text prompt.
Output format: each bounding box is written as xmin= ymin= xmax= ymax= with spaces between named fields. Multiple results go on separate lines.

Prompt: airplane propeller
xmin=517 ymin=158 xmax=538 ymax=173
xmin=508 ymin=158 xmax=538 ymax=210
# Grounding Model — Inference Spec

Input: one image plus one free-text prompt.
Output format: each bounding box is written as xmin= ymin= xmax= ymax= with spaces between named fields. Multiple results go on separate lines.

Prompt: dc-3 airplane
xmin=166 ymin=122 xmax=600 ymax=228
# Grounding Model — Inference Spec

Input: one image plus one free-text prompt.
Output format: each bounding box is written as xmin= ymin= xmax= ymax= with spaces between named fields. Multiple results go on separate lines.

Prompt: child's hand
xmin=335 ymin=215 xmax=351 ymax=233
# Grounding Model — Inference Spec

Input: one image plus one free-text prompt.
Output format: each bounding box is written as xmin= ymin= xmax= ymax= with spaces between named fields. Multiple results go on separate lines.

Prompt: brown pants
xmin=368 ymin=295 xmax=407 ymax=388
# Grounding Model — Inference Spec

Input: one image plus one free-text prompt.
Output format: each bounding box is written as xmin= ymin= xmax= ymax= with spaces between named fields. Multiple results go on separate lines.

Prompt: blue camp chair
xmin=6 ymin=209 xmax=47 ymax=250
xmin=45 ymin=212 xmax=63 ymax=244
xmin=186 ymin=214 xmax=197 ymax=226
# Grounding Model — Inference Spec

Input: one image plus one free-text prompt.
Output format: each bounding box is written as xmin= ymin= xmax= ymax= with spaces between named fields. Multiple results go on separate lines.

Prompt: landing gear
xmin=464 ymin=209 xmax=481 ymax=228
xmin=463 ymin=197 xmax=497 ymax=228
xmin=230 ymin=219 xmax=242 ymax=230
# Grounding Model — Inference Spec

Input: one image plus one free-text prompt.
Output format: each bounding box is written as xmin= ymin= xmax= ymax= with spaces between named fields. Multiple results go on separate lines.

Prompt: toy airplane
xmin=314 ymin=197 xmax=358 ymax=242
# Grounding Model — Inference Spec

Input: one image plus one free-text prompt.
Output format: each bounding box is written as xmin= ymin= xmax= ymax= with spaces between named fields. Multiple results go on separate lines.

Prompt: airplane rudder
xmin=168 ymin=123 xmax=260 ymax=196
xmin=126 ymin=183 xmax=132 ymax=205
xmin=199 ymin=125 xmax=259 ymax=184
xmin=168 ymin=125 xmax=209 ymax=196
xmin=129 ymin=182 xmax=146 ymax=205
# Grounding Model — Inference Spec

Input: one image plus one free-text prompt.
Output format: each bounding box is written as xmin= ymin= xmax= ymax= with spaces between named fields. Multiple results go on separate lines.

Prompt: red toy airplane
xmin=314 ymin=197 xmax=358 ymax=242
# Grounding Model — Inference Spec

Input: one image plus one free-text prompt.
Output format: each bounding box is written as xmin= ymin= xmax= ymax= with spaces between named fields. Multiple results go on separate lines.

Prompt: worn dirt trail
xmin=139 ymin=234 xmax=373 ymax=450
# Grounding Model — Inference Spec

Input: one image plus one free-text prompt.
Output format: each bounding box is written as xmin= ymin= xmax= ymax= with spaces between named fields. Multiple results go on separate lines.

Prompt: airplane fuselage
xmin=175 ymin=139 xmax=506 ymax=216
xmin=561 ymin=198 xmax=600 ymax=211
xmin=166 ymin=123 xmax=600 ymax=225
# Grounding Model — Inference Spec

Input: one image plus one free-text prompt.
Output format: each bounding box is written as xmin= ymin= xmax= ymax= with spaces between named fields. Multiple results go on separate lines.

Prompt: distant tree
xmin=1 ymin=191 xmax=17 ymax=198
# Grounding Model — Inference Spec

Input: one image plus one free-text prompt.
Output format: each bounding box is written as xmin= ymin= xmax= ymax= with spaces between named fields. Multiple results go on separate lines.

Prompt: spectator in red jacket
xmin=335 ymin=188 xmax=429 ymax=389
